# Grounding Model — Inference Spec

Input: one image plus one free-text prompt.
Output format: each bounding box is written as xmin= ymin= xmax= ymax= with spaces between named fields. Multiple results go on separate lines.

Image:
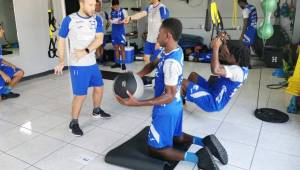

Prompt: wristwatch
xmin=85 ymin=48 xmax=90 ymax=54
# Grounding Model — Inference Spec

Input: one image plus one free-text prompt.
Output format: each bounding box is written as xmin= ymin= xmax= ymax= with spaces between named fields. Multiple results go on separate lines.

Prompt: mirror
xmin=0 ymin=0 xmax=19 ymax=57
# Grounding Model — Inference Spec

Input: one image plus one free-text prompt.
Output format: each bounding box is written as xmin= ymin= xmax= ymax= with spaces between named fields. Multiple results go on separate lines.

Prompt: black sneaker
xmin=196 ymin=147 xmax=220 ymax=170
xmin=91 ymin=108 xmax=111 ymax=119
xmin=111 ymin=63 xmax=121 ymax=68
xmin=1 ymin=92 xmax=20 ymax=100
xmin=203 ymin=134 xmax=228 ymax=165
xmin=69 ymin=123 xmax=83 ymax=136
xmin=121 ymin=64 xmax=126 ymax=70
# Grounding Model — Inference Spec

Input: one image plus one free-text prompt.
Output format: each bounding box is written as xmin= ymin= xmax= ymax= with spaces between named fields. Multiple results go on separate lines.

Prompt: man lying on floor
xmin=182 ymin=33 xmax=250 ymax=112
xmin=0 ymin=25 xmax=24 ymax=100
xmin=116 ymin=18 xmax=227 ymax=170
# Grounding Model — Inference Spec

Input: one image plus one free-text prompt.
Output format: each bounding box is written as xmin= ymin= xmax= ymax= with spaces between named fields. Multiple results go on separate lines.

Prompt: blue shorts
xmin=144 ymin=41 xmax=156 ymax=57
xmin=69 ymin=64 xmax=104 ymax=96
xmin=147 ymin=101 xmax=183 ymax=149
xmin=243 ymin=27 xmax=256 ymax=47
xmin=0 ymin=65 xmax=21 ymax=94
xmin=112 ymin=32 xmax=126 ymax=46
xmin=186 ymin=75 xmax=219 ymax=112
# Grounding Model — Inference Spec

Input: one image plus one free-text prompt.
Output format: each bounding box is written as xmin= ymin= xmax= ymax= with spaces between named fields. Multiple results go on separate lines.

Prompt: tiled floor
xmin=0 ymin=61 xmax=299 ymax=170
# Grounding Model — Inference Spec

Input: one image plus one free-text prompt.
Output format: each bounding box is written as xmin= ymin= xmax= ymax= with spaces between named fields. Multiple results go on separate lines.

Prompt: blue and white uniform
xmin=242 ymin=4 xmax=257 ymax=46
xmin=0 ymin=47 xmax=21 ymax=94
xmin=110 ymin=8 xmax=127 ymax=46
xmin=0 ymin=47 xmax=4 ymax=94
xmin=59 ymin=12 xmax=104 ymax=96
xmin=186 ymin=66 xmax=249 ymax=112
xmin=0 ymin=47 xmax=2 ymax=65
xmin=96 ymin=11 xmax=109 ymax=46
xmin=148 ymin=47 xmax=184 ymax=149
xmin=144 ymin=3 xmax=169 ymax=58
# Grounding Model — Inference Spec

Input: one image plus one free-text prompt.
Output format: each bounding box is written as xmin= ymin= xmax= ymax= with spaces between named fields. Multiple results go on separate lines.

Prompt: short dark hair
xmin=112 ymin=0 xmax=119 ymax=6
xmin=226 ymin=40 xmax=250 ymax=67
xmin=161 ymin=18 xmax=182 ymax=41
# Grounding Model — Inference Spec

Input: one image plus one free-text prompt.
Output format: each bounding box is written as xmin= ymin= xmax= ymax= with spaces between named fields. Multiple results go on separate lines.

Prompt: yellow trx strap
xmin=232 ymin=0 xmax=238 ymax=27
xmin=48 ymin=8 xmax=57 ymax=58
xmin=48 ymin=9 xmax=54 ymax=39
xmin=210 ymin=1 xmax=220 ymax=25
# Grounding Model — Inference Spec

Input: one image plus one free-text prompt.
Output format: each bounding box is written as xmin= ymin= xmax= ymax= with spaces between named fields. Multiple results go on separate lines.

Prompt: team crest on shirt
xmin=89 ymin=20 xmax=96 ymax=29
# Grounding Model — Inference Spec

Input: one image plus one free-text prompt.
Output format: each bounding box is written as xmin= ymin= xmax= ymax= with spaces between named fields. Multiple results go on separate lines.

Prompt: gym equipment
xmin=266 ymin=81 xmax=288 ymax=89
xmin=255 ymin=108 xmax=289 ymax=123
xmin=289 ymin=0 xmax=296 ymax=20
xmin=48 ymin=0 xmax=57 ymax=58
xmin=232 ymin=0 xmax=238 ymax=28
xmin=274 ymin=0 xmax=281 ymax=18
xmin=113 ymin=72 xmax=144 ymax=99
xmin=105 ymin=126 xmax=191 ymax=170
xmin=178 ymin=34 xmax=204 ymax=50
xmin=272 ymin=69 xmax=286 ymax=78
xmin=286 ymin=46 xmax=300 ymax=96
xmin=264 ymin=46 xmax=287 ymax=68
xmin=114 ymin=46 xmax=135 ymax=64
xmin=280 ymin=0 xmax=290 ymax=17
xmin=254 ymin=0 xmax=290 ymax=123
xmin=253 ymin=25 xmax=290 ymax=58
xmin=205 ymin=0 xmax=212 ymax=32
xmin=257 ymin=0 xmax=277 ymax=40
xmin=287 ymin=96 xmax=298 ymax=113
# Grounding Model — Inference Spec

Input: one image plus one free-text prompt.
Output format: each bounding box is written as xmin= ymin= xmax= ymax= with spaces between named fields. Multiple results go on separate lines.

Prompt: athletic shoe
xmin=196 ymin=147 xmax=220 ymax=170
xmin=121 ymin=64 xmax=126 ymax=70
xmin=69 ymin=122 xmax=83 ymax=136
xmin=1 ymin=92 xmax=20 ymax=100
xmin=111 ymin=63 xmax=121 ymax=68
xmin=91 ymin=108 xmax=111 ymax=119
xmin=203 ymin=134 xmax=228 ymax=165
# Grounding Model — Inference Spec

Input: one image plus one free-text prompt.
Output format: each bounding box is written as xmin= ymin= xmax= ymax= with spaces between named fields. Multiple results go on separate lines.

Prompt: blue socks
xmin=2 ymin=86 xmax=12 ymax=94
xmin=184 ymin=152 xmax=198 ymax=163
xmin=193 ymin=136 xmax=204 ymax=146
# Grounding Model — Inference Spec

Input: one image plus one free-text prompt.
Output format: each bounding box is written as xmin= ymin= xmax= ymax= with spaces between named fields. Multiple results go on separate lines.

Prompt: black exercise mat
xmin=105 ymin=126 xmax=191 ymax=170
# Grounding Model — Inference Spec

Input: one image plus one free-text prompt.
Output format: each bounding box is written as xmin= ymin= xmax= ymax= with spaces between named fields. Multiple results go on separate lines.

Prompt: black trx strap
xmin=48 ymin=7 xmax=58 ymax=58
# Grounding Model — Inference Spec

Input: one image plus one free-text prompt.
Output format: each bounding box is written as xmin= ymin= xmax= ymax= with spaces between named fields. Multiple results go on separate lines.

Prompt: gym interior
xmin=0 ymin=0 xmax=300 ymax=170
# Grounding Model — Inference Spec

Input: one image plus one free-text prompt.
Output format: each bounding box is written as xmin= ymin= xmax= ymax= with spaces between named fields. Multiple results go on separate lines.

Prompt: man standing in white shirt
xmin=54 ymin=0 xmax=111 ymax=137
xmin=124 ymin=0 xmax=169 ymax=63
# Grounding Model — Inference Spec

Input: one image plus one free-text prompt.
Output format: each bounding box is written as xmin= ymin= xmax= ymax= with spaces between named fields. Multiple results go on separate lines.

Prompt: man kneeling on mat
xmin=116 ymin=18 xmax=227 ymax=170
xmin=182 ymin=33 xmax=250 ymax=112
xmin=0 ymin=25 xmax=24 ymax=100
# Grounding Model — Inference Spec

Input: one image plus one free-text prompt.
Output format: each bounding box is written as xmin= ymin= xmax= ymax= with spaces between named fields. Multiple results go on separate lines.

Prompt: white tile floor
xmin=0 ymin=61 xmax=299 ymax=170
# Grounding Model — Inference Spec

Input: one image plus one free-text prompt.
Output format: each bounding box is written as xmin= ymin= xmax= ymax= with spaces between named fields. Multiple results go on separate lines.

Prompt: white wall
xmin=0 ymin=0 xmax=18 ymax=44
xmin=292 ymin=0 xmax=300 ymax=43
xmin=7 ymin=0 xmax=57 ymax=76
xmin=5 ymin=0 xmax=299 ymax=77
xmin=137 ymin=0 xmax=298 ymax=45
xmin=161 ymin=0 xmax=266 ymax=45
